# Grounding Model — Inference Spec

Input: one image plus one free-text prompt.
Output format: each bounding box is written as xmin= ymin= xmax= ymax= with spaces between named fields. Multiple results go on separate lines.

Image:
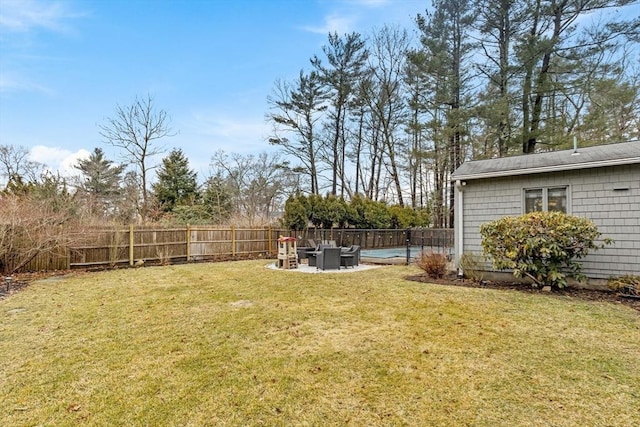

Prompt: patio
xmin=266 ymin=262 xmax=380 ymax=273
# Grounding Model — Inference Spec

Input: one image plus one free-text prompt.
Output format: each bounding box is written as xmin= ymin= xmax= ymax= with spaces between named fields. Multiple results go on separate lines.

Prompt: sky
xmin=0 ymin=0 xmax=427 ymax=180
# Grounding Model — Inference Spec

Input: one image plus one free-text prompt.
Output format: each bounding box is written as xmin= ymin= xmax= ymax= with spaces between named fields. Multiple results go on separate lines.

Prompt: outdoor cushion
xmin=340 ymin=245 xmax=360 ymax=266
xmin=317 ymin=247 xmax=341 ymax=270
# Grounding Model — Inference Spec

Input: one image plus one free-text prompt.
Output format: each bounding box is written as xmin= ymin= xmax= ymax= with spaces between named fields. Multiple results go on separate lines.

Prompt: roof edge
xmin=452 ymin=156 xmax=640 ymax=181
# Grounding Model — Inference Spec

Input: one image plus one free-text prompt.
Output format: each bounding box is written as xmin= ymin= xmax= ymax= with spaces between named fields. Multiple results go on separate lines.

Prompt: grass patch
xmin=1 ymin=260 xmax=639 ymax=426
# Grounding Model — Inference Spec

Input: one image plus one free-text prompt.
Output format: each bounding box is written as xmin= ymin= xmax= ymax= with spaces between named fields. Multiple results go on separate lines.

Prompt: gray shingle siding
xmin=458 ymin=163 xmax=640 ymax=280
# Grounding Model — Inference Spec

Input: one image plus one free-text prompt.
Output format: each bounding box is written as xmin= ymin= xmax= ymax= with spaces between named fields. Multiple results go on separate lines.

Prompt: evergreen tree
xmin=74 ymin=148 xmax=125 ymax=219
xmin=201 ymin=174 xmax=234 ymax=223
xmin=152 ymin=148 xmax=198 ymax=213
xmin=513 ymin=0 xmax=639 ymax=153
xmin=267 ymin=70 xmax=327 ymax=194
xmin=282 ymin=193 xmax=308 ymax=230
xmin=312 ymin=32 xmax=369 ymax=196
xmin=413 ymin=0 xmax=475 ymax=227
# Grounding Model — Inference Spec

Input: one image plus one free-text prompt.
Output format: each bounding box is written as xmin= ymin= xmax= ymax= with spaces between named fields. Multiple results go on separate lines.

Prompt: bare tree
xmin=0 ymin=144 xmax=44 ymax=188
xmin=99 ymin=94 xmax=174 ymax=219
xmin=210 ymin=150 xmax=296 ymax=226
xmin=365 ymin=25 xmax=411 ymax=207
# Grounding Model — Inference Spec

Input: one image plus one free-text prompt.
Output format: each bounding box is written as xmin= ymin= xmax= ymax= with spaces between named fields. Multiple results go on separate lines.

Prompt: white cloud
xmin=0 ymin=0 xmax=75 ymax=33
xmin=0 ymin=1 xmax=82 ymax=95
xmin=301 ymin=14 xmax=357 ymax=35
xmin=188 ymin=111 xmax=270 ymax=149
xmin=176 ymin=110 xmax=274 ymax=175
xmin=0 ymin=72 xmax=52 ymax=94
xmin=348 ymin=0 xmax=389 ymax=7
xmin=29 ymin=145 xmax=90 ymax=177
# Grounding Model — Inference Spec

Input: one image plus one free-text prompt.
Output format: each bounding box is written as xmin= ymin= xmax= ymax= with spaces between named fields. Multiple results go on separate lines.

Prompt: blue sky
xmin=0 ymin=0 xmax=426 ymax=179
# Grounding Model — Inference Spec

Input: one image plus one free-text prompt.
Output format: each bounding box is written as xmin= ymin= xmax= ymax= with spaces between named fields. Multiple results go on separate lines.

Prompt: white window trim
xmin=522 ymin=185 xmax=571 ymax=214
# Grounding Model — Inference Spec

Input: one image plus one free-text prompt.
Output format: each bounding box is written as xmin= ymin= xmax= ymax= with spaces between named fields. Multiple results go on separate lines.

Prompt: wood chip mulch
xmin=406 ymin=272 xmax=640 ymax=312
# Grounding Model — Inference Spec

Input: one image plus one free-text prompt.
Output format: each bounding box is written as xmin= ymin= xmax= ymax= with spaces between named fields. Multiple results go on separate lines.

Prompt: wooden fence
xmin=10 ymin=226 xmax=454 ymax=273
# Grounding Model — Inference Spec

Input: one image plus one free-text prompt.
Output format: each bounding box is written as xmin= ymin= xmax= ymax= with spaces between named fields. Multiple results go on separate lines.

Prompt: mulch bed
xmin=0 ymin=271 xmax=77 ymax=301
xmin=406 ymin=272 xmax=640 ymax=312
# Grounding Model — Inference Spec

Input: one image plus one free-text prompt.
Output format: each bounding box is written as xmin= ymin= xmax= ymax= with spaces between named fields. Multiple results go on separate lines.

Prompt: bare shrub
xmin=607 ymin=275 xmax=639 ymax=296
xmin=156 ymin=245 xmax=171 ymax=266
xmin=416 ymin=251 xmax=447 ymax=279
xmin=109 ymin=228 xmax=125 ymax=268
xmin=459 ymin=252 xmax=486 ymax=283
xmin=0 ymin=193 xmax=85 ymax=274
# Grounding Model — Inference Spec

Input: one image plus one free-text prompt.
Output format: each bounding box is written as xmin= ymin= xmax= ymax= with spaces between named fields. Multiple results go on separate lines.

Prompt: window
xmin=524 ymin=186 xmax=568 ymax=213
xmin=525 ymin=188 xmax=543 ymax=212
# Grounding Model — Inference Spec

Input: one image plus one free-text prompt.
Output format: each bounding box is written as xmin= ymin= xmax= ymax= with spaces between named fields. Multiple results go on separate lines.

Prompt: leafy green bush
xmin=282 ymin=194 xmax=308 ymax=230
xmin=389 ymin=205 xmax=430 ymax=228
xmin=281 ymin=193 xmax=429 ymax=230
xmin=480 ymin=211 xmax=612 ymax=288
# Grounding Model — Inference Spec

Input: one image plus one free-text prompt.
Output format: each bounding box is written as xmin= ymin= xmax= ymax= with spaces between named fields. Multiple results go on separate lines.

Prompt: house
xmin=451 ymin=141 xmax=640 ymax=285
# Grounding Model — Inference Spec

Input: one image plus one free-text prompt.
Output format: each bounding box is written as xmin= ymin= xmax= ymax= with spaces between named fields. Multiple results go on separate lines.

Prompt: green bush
xmin=389 ymin=205 xmax=430 ymax=228
xmin=480 ymin=211 xmax=612 ymax=289
xmin=282 ymin=193 xmax=430 ymax=230
xmin=282 ymin=194 xmax=308 ymax=230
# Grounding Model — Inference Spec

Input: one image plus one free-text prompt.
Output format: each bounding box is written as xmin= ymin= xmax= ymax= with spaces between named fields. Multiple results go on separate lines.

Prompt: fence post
xmin=268 ymin=226 xmax=272 ymax=256
xmin=405 ymin=228 xmax=411 ymax=265
xmin=186 ymin=224 xmax=191 ymax=262
xmin=129 ymin=224 xmax=134 ymax=266
xmin=232 ymin=225 xmax=236 ymax=257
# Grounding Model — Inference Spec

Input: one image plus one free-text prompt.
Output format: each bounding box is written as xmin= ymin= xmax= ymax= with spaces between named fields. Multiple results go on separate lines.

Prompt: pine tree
xmin=267 ymin=70 xmax=327 ymax=195
xmin=74 ymin=147 xmax=125 ymax=219
xmin=201 ymin=175 xmax=234 ymax=223
xmin=312 ymin=32 xmax=369 ymax=197
xmin=152 ymin=148 xmax=198 ymax=213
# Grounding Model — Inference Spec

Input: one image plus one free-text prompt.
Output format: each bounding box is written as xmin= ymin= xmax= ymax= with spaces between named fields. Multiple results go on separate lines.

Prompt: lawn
xmin=1 ymin=260 xmax=639 ymax=426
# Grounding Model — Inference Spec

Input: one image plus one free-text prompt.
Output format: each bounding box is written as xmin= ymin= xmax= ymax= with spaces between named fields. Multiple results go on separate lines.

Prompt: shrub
xmin=480 ymin=211 xmax=612 ymax=289
xmin=607 ymin=275 xmax=639 ymax=295
xmin=282 ymin=194 xmax=308 ymax=230
xmin=416 ymin=251 xmax=447 ymax=279
xmin=459 ymin=252 xmax=486 ymax=283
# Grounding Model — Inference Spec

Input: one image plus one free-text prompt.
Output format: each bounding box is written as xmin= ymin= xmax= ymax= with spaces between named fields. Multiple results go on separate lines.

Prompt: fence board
xmin=8 ymin=226 xmax=453 ymax=273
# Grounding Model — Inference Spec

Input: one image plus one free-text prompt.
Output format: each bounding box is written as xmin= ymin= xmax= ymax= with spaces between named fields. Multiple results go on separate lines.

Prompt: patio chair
xmin=317 ymin=247 xmax=342 ymax=271
xmin=308 ymin=244 xmax=333 ymax=267
xmin=340 ymin=245 xmax=360 ymax=267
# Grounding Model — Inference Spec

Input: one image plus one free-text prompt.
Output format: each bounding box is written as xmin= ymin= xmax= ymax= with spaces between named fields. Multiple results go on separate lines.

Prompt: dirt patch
xmin=406 ymin=272 xmax=640 ymax=312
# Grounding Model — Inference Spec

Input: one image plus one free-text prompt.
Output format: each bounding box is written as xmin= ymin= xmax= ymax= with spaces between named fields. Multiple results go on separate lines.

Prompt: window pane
xmin=548 ymin=187 xmax=567 ymax=213
xmin=525 ymin=189 xmax=543 ymax=213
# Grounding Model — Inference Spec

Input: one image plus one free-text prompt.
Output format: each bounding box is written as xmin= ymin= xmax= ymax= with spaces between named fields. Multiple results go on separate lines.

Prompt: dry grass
xmin=1 ymin=260 xmax=639 ymax=426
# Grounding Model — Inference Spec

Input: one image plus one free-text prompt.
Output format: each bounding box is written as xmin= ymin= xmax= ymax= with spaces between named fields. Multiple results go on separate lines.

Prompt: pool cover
xmin=360 ymin=246 xmax=424 ymax=259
